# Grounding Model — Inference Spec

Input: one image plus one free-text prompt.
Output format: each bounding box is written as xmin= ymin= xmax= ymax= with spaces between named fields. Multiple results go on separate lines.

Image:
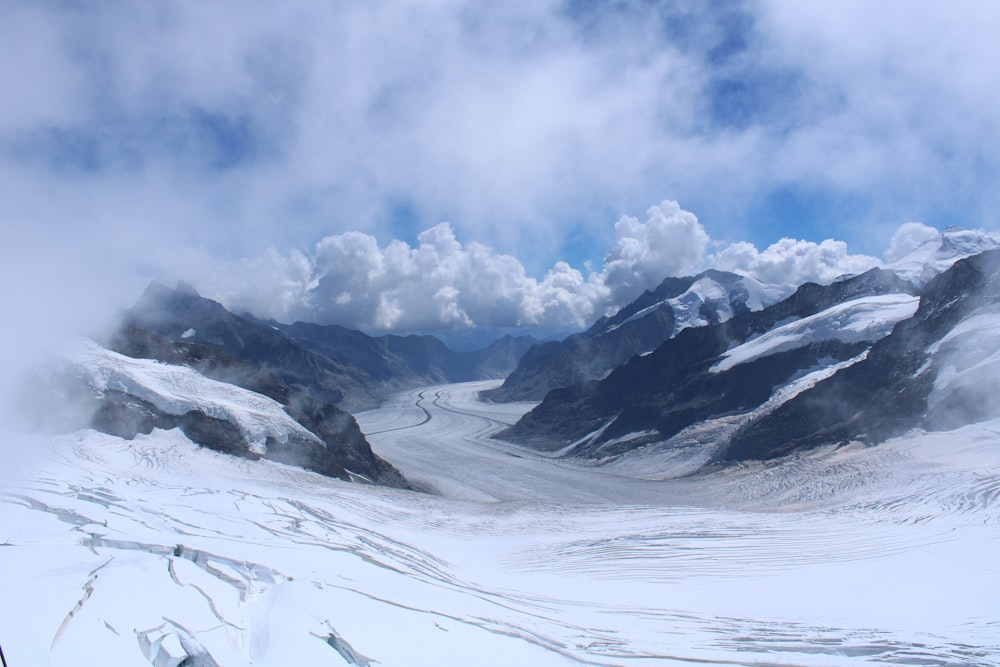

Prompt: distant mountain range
xmin=498 ymin=228 xmax=1000 ymax=472
xmin=121 ymin=281 xmax=538 ymax=412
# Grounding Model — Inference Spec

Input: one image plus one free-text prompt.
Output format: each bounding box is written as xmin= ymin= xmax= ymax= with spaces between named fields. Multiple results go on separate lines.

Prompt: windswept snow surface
xmin=887 ymin=227 xmax=1000 ymax=288
xmin=2 ymin=380 xmax=999 ymax=666
xmin=75 ymin=340 xmax=322 ymax=453
xmin=927 ymin=312 xmax=1000 ymax=407
xmin=712 ymin=293 xmax=919 ymax=373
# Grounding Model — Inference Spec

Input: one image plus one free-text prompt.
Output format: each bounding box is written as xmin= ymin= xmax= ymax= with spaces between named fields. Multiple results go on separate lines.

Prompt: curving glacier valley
xmin=2 ymin=379 xmax=999 ymax=666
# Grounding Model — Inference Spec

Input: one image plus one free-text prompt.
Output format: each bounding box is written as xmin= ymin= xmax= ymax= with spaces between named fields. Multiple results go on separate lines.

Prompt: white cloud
xmin=0 ymin=7 xmax=84 ymax=133
xmin=753 ymin=1 xmax=1000 ymax=218
xmin=6 ymin=0 xmax=999 ymax=272
xmin=524 ymin=262 xmax=609 ymax=329
xmin=710 ymin=238 xmax=880 ymax=287
xmin=201 ymin=248 xmax=317 ymax=323
xmin=884 ymin=222 xmax=941 ymax=263
xmin=189 ymin=200 xmax=916 ymax=332
xmin=199 ymin=221 xmax=609 ymax=332
xmin=309 ymin=224 xmax=524 ymax=330
xmin=600 ymin=200 xmax=711 ymax=305
xmin=3 ymin=1 xmax=1000 ymax=368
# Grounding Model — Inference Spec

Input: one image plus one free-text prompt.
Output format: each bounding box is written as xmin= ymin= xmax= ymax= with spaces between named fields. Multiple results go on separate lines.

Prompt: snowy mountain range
xmin=499 ymin=227 xmax=1000 ymax=471
xmin=484 ymin=269 xmax=791 ymax=403
xmin=486 ymin=227 xmax=997 ymax=406
xmin=3 ymin=228 xmax=1000 ymax=666
xmin=35 ymin=226 xmax=1000 ymax=486
xmin=122 ymin=281 xmax=538 ymax=412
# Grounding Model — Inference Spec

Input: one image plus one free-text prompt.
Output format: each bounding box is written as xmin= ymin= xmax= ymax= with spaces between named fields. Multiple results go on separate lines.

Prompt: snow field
xmin=75 ymin=341 xmax=322 ymax=454
xmin=711 ymin=293 xmax=919 ymax=373
xmin=1 ymin=380 xmax=998 ymax=666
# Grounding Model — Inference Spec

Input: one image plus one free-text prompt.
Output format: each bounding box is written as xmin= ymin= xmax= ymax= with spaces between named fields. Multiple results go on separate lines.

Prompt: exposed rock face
xmin=91 ymin=390 xmax=273 ymax=463
xmin=484 ymin=270 xmax=788 ymax=403
xmin=88 ymin=381 xmax=408 ymax=486
xmin=722 ymin=249 xmax=1000 ymax=461
xmin=108 ymin=323 xmax=293 ymax=404
xmin=122 ymin=282 xmax=377 ymax=411
xmin=282 ymin=392 xmax=407 ymax=486
xmin=501 ymin=267 xmax=919 ymax=458
xmin=124 ymin=282 xmax=537 ymax=410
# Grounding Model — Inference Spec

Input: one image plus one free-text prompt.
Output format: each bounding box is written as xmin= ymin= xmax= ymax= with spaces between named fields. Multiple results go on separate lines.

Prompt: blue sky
xmin=2 ymin=0 xmax=999 ymax=334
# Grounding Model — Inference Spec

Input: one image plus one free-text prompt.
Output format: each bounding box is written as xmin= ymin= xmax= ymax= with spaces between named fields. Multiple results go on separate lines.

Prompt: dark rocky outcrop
xmin=123 ymin=282 xmax=537 ymax=410
xmin=484 ymin=271 xmax=774 ymax=403
xmin=122 ymin=282 xmax=377 ymax=411
xmin=501 ymin=267 xmax=919 ymax=457
xmin=722 ymin=249 xmax=1000 ymax=461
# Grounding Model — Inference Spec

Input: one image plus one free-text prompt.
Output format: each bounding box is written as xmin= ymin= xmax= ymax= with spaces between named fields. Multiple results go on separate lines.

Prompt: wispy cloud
xmin=4 ymin=2 xmax=1000 ymax=254
xmin=2 ymin=0 xmax=999 ymax=339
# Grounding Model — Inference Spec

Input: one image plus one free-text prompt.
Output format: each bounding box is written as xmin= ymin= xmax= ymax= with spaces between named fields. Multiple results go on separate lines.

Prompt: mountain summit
xmin=484 ymin=270 xmax=790 ymax=403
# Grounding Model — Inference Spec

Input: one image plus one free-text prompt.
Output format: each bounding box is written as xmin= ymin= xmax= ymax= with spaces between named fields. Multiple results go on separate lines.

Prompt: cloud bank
xmin=190 ymin=200 xmax=892 ymax=331
xmin=2 ymin=2 xmax=1000 ymax=345
xmin=3 ymin=0 xmax=1000 ymax=272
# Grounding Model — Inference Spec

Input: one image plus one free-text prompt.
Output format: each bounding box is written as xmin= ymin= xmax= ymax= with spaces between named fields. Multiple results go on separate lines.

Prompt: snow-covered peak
xmin=886 ymin=227 xmax=1000 ymax=288
xmin=665 ymin=272 xmax=792 ymax=335
xmin=608 ymin=271 xmax=792 ymax=336
xmin=739 ymin=273 xmax=796 ymax=311
xmin=667 ymin=276 xmax=732 ymax=334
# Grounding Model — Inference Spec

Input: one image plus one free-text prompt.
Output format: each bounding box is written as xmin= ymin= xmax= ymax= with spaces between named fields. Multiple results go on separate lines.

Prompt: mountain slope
xmin=122 ymin=282 xmax=537 ymax=411
xmin=886 ymin=226 xmax=1000 ymax=287
xmin=488 ymin=227 xmax=998 ymax=407
xmin=98 ymin=282 xmax=536 ymax=487
xmin=501 ymin=267 xmax=918 ymax=456
xmin=485 ymin=270 xmax=789 ymax=403
xmin=122 ymin=281 xmax=381 ymax=411
xmin=722 ymin=248 xmax=1000 ymax=461
xmin=67 ymin=338 xmax=408 ymax=487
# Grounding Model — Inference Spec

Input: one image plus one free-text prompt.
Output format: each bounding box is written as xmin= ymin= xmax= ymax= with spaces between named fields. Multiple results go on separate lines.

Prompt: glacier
xmin=2 ymin=378 xmax=999 ymax=666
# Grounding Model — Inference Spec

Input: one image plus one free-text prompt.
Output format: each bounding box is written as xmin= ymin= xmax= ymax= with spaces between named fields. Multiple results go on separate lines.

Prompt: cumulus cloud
xmin=600 ymin=201 xmax=711 ymax=305
xmin=310 ymin=224 xmax=527 ymax=330
xmin=189 ymin=199 xmax=916 ymax=332
xmin=202 ymin=202 xmax=714 ymax=331
xmin=203 ymin=221 xmax=610 ymax=331
xmin=884 ymin=222 xmax=941 ymax=263
xmin=710 ymin=238 xmax=880 ymax=286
